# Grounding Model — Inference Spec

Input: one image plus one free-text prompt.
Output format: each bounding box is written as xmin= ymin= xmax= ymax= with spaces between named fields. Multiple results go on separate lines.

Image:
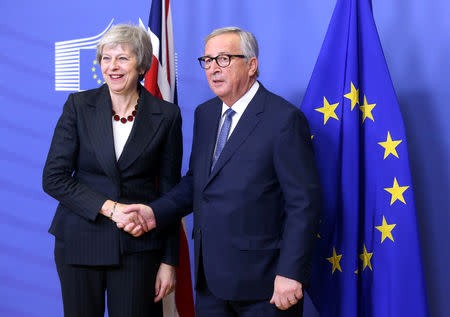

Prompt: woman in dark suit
xmin=42 ymin=24 xmax=182 ymax=317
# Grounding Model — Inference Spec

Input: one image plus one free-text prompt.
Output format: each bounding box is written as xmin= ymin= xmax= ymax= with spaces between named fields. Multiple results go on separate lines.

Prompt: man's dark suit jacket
xmin=152 ymin=83 xmax=321 ymax=301
xmin=43 ymin=84 xmax=182 ymax=266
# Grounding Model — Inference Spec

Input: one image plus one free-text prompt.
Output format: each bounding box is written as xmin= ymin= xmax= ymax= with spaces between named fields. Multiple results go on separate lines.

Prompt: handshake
xmin=104 ymin=201 xmax=156 ymax=237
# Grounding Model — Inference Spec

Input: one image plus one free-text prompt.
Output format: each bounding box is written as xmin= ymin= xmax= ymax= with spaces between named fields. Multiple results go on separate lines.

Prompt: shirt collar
xmin=221 ymin=81 xmax=260 ymax=116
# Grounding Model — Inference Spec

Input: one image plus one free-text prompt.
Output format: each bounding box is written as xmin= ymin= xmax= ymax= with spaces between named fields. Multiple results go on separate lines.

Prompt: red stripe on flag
xmin=145 ymin=56 xmax=163 ymax=99
xmin=176 ymin=223 xmax=195 ymax=317
xmin=164 ymin=0 xmax=171 ymax=84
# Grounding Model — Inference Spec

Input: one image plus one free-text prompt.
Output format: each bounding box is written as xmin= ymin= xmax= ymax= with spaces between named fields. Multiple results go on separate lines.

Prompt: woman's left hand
xmin=154 ymin=263 xmax=176 ymax=302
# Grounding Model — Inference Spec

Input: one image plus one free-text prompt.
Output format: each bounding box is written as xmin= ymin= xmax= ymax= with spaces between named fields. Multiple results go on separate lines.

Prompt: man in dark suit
xmin=123 ymin=26 xmax=321 ymax=316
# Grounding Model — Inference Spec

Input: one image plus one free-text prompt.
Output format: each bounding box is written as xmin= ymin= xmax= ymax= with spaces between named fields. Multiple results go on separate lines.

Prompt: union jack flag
xmin=141 ymin=1 xmax=195 ymax=316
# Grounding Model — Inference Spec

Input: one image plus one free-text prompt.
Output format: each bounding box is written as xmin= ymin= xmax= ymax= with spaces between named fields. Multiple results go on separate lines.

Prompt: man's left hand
xmin=270 ymin=275 xmax=303 ymax=310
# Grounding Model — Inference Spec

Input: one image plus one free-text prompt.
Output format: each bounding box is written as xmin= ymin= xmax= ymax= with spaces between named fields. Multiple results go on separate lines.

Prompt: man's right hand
xmin=101 ymin=200 xmax=145 ymax=237
xmin=119 ymin=204 xmax=157 ymax=234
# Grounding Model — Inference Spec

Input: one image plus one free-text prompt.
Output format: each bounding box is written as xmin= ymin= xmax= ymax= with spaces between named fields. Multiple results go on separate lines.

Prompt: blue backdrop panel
xmin=0 ymin=0 xmax=448 ymax=316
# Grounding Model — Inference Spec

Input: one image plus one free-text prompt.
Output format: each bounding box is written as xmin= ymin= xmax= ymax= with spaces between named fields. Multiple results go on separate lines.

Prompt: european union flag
xmin=301 ymin=0 xmax=429 ymax=316
xmin=80 ymin=48 xmax=103 ymax=91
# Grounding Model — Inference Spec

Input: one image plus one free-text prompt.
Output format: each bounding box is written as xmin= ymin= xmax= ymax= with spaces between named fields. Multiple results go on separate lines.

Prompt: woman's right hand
xmin=115 ymin=202 xmax=150 ymax=236
xmin=100 ymin=200 xmax=146 ymax=237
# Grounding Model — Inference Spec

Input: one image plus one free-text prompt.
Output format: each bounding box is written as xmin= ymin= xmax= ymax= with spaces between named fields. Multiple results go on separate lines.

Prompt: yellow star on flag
xmin=97 ymin=79 xmax=102 ymax=84
xmin=344 ymin=82 xmax=359 ymax=110
xmin=93 ymin=60 xmax=97 ymax=65
xmin=375 ymin=215 xmax=396 ymax=243
xmin=315 ymin=97 xmax=339 ymax=125
xmin=378 ymin=131 xmax=402 ymax=159
xmin=359 ymin=245 xmax=373 ymax=271
xmin=326 ymin=247 xmax=343 ymax=274
xmin=359 ymin=95 xmax=376 ymax=123
xmin=91 ymin=67 xmax=96 ymax=72
xmin=384 ymin=177 xmax=410 ymax=205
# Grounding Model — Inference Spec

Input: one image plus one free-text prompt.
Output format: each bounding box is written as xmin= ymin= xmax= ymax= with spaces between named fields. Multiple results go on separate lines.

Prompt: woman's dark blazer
xmin=43 ymin=84 xmax=182 ymax=266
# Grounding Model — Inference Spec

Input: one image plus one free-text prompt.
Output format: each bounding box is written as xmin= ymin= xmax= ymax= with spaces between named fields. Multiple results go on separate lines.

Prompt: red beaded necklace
xmin=112 ymin=104 xmax=138 ymax=124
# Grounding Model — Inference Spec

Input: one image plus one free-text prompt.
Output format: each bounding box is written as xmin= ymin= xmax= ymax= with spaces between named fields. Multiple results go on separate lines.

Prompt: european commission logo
xmin=54 ymin=20 xmax=115 ymax=91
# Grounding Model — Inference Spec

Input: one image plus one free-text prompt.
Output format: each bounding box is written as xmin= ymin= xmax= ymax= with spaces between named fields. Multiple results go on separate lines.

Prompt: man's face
xmin=204 ymin=33 xmax=257 ymax=106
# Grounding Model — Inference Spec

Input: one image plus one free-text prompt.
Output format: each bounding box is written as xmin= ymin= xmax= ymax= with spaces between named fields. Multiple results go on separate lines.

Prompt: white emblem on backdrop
xmin=54 ymin=19 xmax=115 ymax=91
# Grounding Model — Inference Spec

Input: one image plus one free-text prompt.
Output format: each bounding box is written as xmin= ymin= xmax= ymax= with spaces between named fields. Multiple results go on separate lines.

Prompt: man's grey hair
xmin=205 ymin=26 xmax=259 ymax=77
xmin=96 ymin=24 xmax=152 ymax=81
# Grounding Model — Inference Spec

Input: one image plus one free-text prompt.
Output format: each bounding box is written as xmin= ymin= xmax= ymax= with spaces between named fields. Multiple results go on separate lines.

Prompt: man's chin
xmin=209 ymin=85 xmax=226 ymax=96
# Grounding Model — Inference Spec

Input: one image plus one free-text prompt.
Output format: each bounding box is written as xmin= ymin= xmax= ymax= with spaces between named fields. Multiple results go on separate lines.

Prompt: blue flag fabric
xmin=79 ymin=48 xmax=103 ymax=91
xmin=301 ymin=0 xmax=429 ymax=316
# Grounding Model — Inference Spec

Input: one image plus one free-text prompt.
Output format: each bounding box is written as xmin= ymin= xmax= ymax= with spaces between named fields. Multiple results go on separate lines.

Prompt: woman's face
xmin=101 ymin=44 xmax=140 ymax=96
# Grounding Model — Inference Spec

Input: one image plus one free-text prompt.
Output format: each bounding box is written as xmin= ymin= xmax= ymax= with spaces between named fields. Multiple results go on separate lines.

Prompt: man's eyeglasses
xmin=197 ymin=54 xmax=246 ymax=69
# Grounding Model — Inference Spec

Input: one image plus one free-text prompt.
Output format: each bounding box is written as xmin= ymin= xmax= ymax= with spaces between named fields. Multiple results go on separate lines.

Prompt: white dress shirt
xmin=112 ymin=119 xmax=134 ymax=161
xmin=214 ymin=81 xmax=260 ymax=157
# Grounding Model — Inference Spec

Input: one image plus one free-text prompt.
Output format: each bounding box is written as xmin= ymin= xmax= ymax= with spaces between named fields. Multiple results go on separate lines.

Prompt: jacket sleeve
xmin=42 ymin=94 xmax=108 ymax=221
xmin=151 ymin=107 xmax=199 ymax=230
xmin=273 ymin=109 xmax=321 ymax=286
xmin=158 ymin=106 xmax=183 ymax=266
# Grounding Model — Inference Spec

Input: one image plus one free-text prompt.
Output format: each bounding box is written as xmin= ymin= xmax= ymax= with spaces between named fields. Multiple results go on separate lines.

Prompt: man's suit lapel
xmin=204 ymin=85 xmax=266 ymax=190
xmin=85 ymin=85 xmax=121 ymax=183
xmin=117 ymin=87 xmax=163 ymax=171
xmin=199 ymin=100 xmax=222 ymax=189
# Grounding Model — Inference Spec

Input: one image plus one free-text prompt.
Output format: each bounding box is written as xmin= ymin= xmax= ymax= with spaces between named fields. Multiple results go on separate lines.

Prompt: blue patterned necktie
xmin=211 ymin=108 xmax=236 ymax=171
